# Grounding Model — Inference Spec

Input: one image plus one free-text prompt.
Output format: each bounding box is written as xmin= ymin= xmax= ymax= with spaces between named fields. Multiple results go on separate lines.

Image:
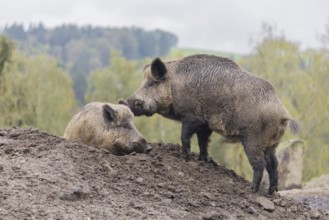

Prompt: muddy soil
xmin=0 ymin=128 xmax=327 ymax=219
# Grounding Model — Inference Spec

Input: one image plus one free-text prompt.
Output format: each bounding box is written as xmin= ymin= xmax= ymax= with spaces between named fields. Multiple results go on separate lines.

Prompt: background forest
xmin=0 ymin=23 xmax=328 ymax=183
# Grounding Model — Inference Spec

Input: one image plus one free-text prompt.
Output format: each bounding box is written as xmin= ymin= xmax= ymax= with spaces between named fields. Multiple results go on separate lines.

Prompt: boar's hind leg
xmin=242 ymin=141 xmax=266 ymax=193
xmin=196 ymin=124 xmax=212 ymax=161
xmin=264 ymin=144 xmax=279 ymax=195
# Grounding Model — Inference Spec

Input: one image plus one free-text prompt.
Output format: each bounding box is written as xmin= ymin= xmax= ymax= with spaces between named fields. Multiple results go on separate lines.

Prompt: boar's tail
xmin=289 ymin=119 xmax=301 ymax=135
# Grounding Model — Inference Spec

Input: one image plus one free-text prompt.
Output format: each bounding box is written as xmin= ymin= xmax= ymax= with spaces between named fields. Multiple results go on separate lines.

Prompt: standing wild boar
xmin=64 ymin=102 xmax=151 ymax=156
xmin=126 ymin=54 xmax=299 ymax=194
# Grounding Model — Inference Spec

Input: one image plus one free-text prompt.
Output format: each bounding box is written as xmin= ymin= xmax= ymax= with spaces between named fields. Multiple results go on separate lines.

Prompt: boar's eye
xmin=146 ymin=80 xmax=158 ymax=88
xmin=122 ymin=123 xmax=131 ymax=129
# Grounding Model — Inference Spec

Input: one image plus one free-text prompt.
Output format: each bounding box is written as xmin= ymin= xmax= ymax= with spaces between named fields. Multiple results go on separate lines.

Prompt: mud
xmin=0 ymin=128 xmax=327 ymax=219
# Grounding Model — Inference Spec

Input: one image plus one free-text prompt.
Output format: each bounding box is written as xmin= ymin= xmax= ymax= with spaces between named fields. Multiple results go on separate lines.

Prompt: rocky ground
xmin=280 ymin=174 xmax=329 ymax=214
xmin=0 ymin=128 xmax=327 ymax=219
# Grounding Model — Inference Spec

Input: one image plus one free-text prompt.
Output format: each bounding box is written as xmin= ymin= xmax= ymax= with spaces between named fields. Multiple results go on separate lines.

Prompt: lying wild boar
xmin=64 ymin=102 xmax=151 ymax=156
xmin=125 ymin=54 xmax=299 ymax=194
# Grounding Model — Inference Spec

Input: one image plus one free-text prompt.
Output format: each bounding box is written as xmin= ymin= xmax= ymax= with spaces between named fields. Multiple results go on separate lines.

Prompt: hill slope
xmin=0 ymin=128 xmax=324 ymax=219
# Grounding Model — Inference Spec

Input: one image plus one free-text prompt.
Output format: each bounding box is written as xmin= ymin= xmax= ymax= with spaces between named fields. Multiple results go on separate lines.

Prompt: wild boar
xmin=125 ymin=54 xmax=300 ymax=194
xmin=64 ymin=102 xmax=151 ymax=156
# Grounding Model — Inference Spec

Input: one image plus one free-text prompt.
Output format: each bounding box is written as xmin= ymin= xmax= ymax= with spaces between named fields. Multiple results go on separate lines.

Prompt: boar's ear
xmin=151 ymin=57 xmax=167 ymax=80
xmin=103 ymin=104 xmax=116 ymax=123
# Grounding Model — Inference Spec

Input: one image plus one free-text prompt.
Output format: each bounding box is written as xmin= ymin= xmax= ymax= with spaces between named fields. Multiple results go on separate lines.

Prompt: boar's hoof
xmin=198 ymin=154 xmax=212 ymax=162
xmin=183 ymin=152 xmax=191 ymax=161
xmin=145 ymin=145 xmax=153 ymax=154
xmin=182 ymin=148 xmax=191 ymax=161
xmin=267 ymin=185 xmax=278 ymax=195
xmin=251 ymin=183 xmax=260 ymax=193
xmin=199 ymin=155 xmax=218 ymax=166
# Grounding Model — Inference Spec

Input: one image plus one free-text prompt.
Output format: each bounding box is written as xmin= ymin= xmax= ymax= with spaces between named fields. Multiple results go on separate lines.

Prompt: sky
xmin=0 ymin=0 xmax=328 ymax=54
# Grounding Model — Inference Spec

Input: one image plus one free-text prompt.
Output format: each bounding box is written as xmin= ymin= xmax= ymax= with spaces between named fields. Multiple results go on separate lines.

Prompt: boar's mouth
xmin=112 ymin=140 xmax=150 ymax=155
xmin=127 ymin=99 xmax=154 ymax=116
xmin=131 ymin=140 xmax=149 ymax=154
xmin=131 ymin=109 xmax=154 ymax=117
xmin=131 ymin=105 xmax=154 ymax=117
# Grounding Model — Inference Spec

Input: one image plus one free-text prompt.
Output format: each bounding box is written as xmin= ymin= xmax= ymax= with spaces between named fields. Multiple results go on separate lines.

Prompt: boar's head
xmin=127 ymin=58 xmax=173 ymax=117
xmin=103 ymin=104 xmax=151 ymax=155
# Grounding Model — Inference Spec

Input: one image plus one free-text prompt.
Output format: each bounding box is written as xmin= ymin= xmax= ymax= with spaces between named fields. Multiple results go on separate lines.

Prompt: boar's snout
xmin=118 ymin=98 xmax=128 ymax=106
xmin=132 ymin=138 xmax=151 ymax=154
xmin=127 ymin=99 xmax=149 ymax=116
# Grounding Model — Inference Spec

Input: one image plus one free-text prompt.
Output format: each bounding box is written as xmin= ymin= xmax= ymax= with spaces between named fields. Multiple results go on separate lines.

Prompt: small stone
xmin=88 ymin=148 xmax=96 ymax=153
xmin=273 ymin=198 xmax=282 ymax=205
xmin=22 ymin=148 xmax=30 ymax=154
xmin=303 ymin=212 xmax=310 ymax=218
xmin=178 ymin=172 xmax=184 ymax=177
xmin=188 ymin=200 xmax=199 ymax=207
xmin=132 ymin=203 xmax=144 ymax=210
xmin=163 ymin=192 xmax=174 ymax=199
xmin=126 ymin=158 xmax=134 ymax=164
xmin=4 ymin=148 xmax=13 ymax=154
xmin=291 ymin=205 xmax=298 ymax=212
xmin=137 ymin=156 xmax=147 ymax=161
xmin=256 ymin=196 xmax=275 ymax=212
xmin=143 ymin=191 xmax=150 ymax=196
xmin=286 ymin=196 xmax=293 ymax=201
xmin=157 ymin=182 xmax=165 ymax=188
xmin=310 ymin=209 xmax=321 ymax=219
xmin=280 ymin=200 xmax=287 ymax=207
xmin=247 ymin=206 xmax=257 ymax=214
xmin=136 ymin=177 xmax=143 ymax=183
xmin=37 ymin=144 xmax=48 ymax=151
xmin=297 ymin=204 xmax=304 ymax=212
xmin=163 ymin=198 xmax=172 ymax=204
xmin=9 ymin=132 xmax=20 ymax=138
xmin=257 ymin=214 xmax=267 ymax=220
xmin=202 ymin=211 xmax=222 ymax=220
xmin=174 ymin=187 xmax=184 ymax=193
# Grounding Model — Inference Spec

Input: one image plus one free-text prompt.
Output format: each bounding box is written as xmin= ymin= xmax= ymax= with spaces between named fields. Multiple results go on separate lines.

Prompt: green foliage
xmin=86 ymin=50 xmax=141 ymax=102
xmin=2 ymin=24 xmax=178 ymax=104
xmin=0 ymin=49 xmax=77 ymax=135
xmin=0 ymin=35 xmax=13 ymax=77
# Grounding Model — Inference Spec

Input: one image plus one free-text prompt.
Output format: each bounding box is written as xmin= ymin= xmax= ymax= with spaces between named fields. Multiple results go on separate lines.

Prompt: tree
xmin=0 ymin=50 xmax=77 ymax=135
xmin=2 ymin=24 xmax=178 ymax=105
xmin=0 ymin=36 xmax=13 ymax=78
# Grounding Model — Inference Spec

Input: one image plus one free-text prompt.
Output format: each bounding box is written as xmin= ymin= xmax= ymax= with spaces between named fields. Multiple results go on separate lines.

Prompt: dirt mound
xmin=0 ymin=128 xmax=326 ymax=219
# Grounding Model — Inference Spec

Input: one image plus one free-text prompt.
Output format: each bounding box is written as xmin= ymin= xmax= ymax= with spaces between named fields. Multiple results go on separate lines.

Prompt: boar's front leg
xmin=196 ymin=124 xmax=212 ymax=161
xmin=242 ymin=140 xmax=266 ymax=193
xmin=181 ymin=120 xmax=201 ymax=159
xmin=264 ymin=144 xmax=279 ymax=195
